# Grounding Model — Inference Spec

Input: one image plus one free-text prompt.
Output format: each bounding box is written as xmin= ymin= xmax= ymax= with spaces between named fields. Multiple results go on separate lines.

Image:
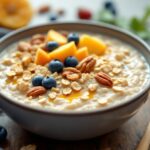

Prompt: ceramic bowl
xmin=0 ymin=22 xmax=150 ymax=140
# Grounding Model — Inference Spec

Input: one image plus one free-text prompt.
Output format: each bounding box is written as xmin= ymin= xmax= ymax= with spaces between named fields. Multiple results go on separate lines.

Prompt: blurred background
xmin=0 ymin=0 xmax=150 ymax=41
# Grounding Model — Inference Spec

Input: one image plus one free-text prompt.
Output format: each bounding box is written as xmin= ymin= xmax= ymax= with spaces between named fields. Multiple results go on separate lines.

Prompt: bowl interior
xmin=0 ymin=22 xmax=150 ymax=114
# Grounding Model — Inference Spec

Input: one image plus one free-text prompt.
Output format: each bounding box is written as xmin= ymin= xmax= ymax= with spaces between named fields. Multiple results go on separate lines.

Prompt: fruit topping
xmin=46 ymin=41 xmax=59 ymax=52
xmin=32 ymin=76 xmax=44 ymax=86
xmin=42 ymin=77 xmax=57 ymax=89
xmin=64 ymin=56 xmax=78 ymax=67
xmin=75 ymin=47 xmax=89 ymax=61
xmin=79 ymin=35 xmax=106 ymax=55
xmin=48 ymin=59 xmax=64 ymax=73
xmin=34 ymin=48 xmax=50 ymax=65
xmin=67 ymin=33 xmax=79 ymax=45
xmin=46 ymin=30 xmax=67 ymax=45
xmin=48 ymin=42 xmax=77 ymax=62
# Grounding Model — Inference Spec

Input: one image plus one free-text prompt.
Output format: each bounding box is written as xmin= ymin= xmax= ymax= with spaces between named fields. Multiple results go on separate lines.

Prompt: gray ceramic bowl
xmin=0 ymin=22 xmax=150 ymax=140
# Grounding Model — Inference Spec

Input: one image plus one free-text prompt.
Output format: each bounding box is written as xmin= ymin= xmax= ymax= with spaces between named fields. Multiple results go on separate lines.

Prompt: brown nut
xmin=27 ymin=86 xmax=47 ymax=97
xmin=17 ymin=42 xmax=32 ymax=52
xmin=95 ymin=72 xmax=113 ymax=87
xmin=30 ymin=34 xmax=45 ymax=45
xmin=76 ymin=56 xmax=96 ymax=73
xmin=62 ymin=67 xmax=81 ymax=81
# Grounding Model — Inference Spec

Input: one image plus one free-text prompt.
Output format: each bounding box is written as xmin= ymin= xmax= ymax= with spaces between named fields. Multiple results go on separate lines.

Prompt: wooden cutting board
xmin=0 ymin=93 xmax=150 ymax=150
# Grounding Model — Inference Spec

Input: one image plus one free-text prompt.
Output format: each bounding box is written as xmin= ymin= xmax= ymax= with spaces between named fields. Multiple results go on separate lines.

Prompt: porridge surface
xmin=0 ymin=30 xmax=149 ymax=111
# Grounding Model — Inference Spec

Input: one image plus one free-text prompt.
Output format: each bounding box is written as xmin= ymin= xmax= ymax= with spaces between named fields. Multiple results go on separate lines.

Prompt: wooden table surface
xmin=0 ymin=93 xmax=149 ymax=150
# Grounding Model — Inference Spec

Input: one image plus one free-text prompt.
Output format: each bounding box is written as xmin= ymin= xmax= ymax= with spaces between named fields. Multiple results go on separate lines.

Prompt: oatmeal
xmin=0 ymin=30 xmax=149 ymax=111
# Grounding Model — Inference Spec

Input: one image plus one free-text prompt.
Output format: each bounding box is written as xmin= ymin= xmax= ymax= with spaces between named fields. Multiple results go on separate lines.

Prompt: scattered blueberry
xmin=67 ymin=33 xmax=79 ymax=45
xmin=49 ymin=13 xmax=58 ymax=21
xmin=48 ymin=59 xmax=64 ymax=73
xmin=42 ymin=77 xmax=57 ymax=89
xmin=0 ymin=126 xmax=7 ymax=142
xmin=104 ymin=1 xmax=117 ymax=15
xmin=32 ymin=76 xmax=44 ymax=86
xmin=64 ymin=56 xmax=78 ymax=67
xmin=46 ymin=41 xmax=59 ymax=52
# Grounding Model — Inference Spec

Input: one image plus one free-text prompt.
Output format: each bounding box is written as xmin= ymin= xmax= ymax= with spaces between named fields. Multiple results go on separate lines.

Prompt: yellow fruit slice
xmin=46 ymin=30 xmax=67 ymax=45
xmin=35 ymin=48 xmax=50 ymax=65
xmin=78 ymin=35 xmax=106 ymax=55
xmin=0 ymin=0 xmax=32 ymax=29
xmin=48 ymin=42 xmax=77 ymax=62
xmin=75 ymin=47 xmax=89 ymax=61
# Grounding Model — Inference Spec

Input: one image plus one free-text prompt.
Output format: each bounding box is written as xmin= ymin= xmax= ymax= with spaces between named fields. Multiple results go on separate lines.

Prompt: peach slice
xmin=35 ymin=48 xmax=50 ymax=65
xmin=78 ymin=34 xmax=106 ymax=55
xmin=75 ymin=47 xmax=89 ymax=61
xmin=48 ymin=42 xmax=77 ymax=62
xmin=46 ymin=29 xmax=67 ymax=45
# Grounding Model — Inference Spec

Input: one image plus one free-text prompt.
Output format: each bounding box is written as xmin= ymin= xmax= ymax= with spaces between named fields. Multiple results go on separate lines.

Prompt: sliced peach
xmin=75 ymin=47 xmax=89 ymax=61
xmin=48 ymin=42 xmax=77 ymax=62
xmin=35 ymin=48 xmax=50 ymax=65
xmin=78 ymin=34 xmax=106 ymax=55
xmin=46 ymin=29 xmax=67 ymax=45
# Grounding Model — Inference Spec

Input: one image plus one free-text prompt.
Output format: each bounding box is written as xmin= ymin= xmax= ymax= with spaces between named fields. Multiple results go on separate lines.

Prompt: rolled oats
xmin=62 ymin=88 xmax=72 ymax=95
xmin=88 ymin=84 xmax=97 ymax=92
xmin=61 ymin=79 xmax=70 ymax=86
xmin=48 ymin=92 xmax=57 ymax=100
xmin=17 ymin=80 xmax=29 ymax=92
xmin=71 ymin=81 xmax=82 ymax=91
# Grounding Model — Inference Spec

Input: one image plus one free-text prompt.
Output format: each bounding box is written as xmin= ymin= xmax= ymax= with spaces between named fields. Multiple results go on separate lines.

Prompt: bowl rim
xmin=0 ymin=21 xmax=150 ymax=116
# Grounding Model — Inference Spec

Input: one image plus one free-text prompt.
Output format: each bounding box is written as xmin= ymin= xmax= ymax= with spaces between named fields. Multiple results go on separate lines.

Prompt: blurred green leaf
xmin=142 ymin=6 xmax=150 ymax=24
xmin=129 ymin=17 xmax=146 ymax=32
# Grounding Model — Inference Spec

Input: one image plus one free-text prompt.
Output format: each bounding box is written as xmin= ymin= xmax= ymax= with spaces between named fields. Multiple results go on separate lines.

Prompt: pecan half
xmin=62 ymin=67 xmax=81 ymax=81
xmin=27 ymin=86 xmax=47 ymax=97
xmin=95 ymin=72 xmax=113 ymax=87
xmin=76 ymin=56 xmax=96 ymax=73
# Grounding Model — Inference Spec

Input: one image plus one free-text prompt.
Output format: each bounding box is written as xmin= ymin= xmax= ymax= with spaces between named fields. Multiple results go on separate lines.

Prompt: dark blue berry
xmin=32 ymin=76 xmax=44 ymax=86
xmin=42 ymin=77 xmax=57 ymax=89
xmin=67 ymin=33 xmax=79 ymax=45
xmin=104 ymin=1 xmax=117 ymax=15
xmin=64 ymin=56 xmax=78 ymax=67
xmin=48 ymin=59 xmax=64 ymax=73
xmin=46 ymin=41 xmax=59 ymax=52
xmin=49 ymin=14 xmax=58 ymax=21
xmin=0 ymin=126 xmax=7 ymax=142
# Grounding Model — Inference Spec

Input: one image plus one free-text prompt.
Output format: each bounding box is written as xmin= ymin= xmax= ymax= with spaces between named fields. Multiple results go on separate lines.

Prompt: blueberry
xmin=48 ymin=59 xmax=64 ymax=73
xmin=67 ymin=33 xmax=79 ymax=45
xmin=49 ymin=14 xmax=58 ymax=21
xmin=46 ymin=41 xmax=59 ymax=52
xmin=32 ymin=76 xmax=44 ymax=86
xmin=104 ymin=1 xmax=117 ymax=15
xmin=42 ymin=77 xmax=57 ymax=89
xmin=0 ymin=126 xmax=7 ymax=142
xmin=64 ymin=56 xmax=78 ymax=67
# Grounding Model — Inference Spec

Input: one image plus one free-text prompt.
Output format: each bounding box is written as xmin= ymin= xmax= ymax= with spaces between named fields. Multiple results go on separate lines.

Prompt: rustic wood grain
xmin=0 ymin=94 xmax=149 ymax=150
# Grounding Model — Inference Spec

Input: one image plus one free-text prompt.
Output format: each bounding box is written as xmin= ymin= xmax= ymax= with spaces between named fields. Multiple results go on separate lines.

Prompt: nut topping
xmin=76 ymin=56 xmax=96 ymax=73
xmin=27 ymin=86 xmax=47 ymax=97
xmin=95 ymin=72 xmax=113 ymax=87
xmin=62 ymin=67 xmax=81 ymax=81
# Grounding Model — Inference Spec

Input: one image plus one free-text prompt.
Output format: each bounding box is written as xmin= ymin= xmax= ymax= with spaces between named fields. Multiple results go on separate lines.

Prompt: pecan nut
xmin=95 ymin=72 xmax=113 ymax=87
xmin=76 ymin=56 xmax=96 ymax=73
xmin=62 ymin=67 xmax=81 ymax=81
xmin=27 ymin=86 xmax=47 ymax=97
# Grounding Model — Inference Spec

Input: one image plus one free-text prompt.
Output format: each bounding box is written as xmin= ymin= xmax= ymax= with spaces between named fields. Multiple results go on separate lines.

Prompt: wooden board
xmin=0 ymin=93 xmax=150 ymax=150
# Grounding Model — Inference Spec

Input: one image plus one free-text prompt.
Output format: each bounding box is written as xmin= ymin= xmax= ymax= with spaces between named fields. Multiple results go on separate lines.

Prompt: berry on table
xmin=42 ymin=77 xmax=57 ymax=89
xmin=78 ymin=8 xmax=92 ymax=20
xmin=46 ymin=41 xmax=59 ymax=52
xmin=32 ymin=76 xmax=44 ymax=86
xmin=104 ymin=1 xmax=117 ymax=15
xmin=67 ymin=33 xmax=79 ymax=45
xmin=49 ymin=13 xmax=58 ymax=21
xmin=48 ymin=59 xmax=64 ymax=73
xmin=64 ymin=56 xmax=78 ymax=67
xmin=0 ymin=126 xmax=7 ymax=142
